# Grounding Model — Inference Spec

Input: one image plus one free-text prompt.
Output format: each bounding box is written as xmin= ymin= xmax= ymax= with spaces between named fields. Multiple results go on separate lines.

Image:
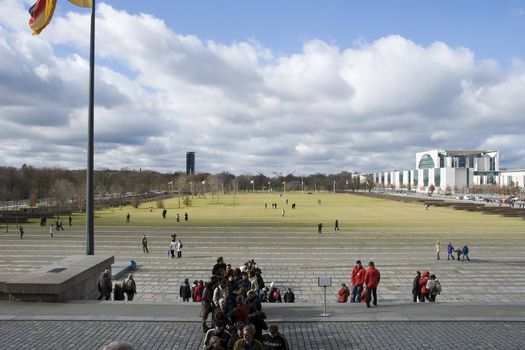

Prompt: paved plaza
xmin=1 ymin=302 xmax=525 ymax=349
xmin=1 ymin=197 xmax=525 ymax=348
xmin=1 ymin=223 xmax=525 ymax=303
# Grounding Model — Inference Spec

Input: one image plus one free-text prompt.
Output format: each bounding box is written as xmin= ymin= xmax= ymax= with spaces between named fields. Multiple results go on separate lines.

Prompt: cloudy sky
xmin=1 ymin=0 xmax=525 ymax=175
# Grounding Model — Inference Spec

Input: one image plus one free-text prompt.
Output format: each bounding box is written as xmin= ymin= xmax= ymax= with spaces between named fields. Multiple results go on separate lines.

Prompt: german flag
xmin=28 ymin=0 xmax=57 ymax=35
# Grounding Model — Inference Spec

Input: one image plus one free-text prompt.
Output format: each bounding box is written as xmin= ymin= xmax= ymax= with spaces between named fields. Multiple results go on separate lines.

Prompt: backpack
xmin=434 ymin=280 xmax=442 ymax=294
xmin=426 ymin=279 xmax=435 ymax=292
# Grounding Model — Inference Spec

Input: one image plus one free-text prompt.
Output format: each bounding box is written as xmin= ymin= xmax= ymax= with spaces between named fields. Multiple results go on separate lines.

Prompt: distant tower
xmin=186 ymin=152 xmax=195 ymax=175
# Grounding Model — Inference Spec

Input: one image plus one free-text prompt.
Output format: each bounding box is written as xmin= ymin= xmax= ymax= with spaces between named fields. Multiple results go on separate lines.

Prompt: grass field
xmin=47 ymin=192 xmax=525 ymax=231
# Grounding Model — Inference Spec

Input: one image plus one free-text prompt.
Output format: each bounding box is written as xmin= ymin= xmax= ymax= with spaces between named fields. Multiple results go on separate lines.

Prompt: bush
xmin=156 ymin=199 xmax=165 ymax=209
xmin=183 ymin=196 xmax=192 ymax=207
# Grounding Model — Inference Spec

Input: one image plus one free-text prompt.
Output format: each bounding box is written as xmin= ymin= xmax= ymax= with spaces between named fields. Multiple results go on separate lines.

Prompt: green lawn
xmin=45 ymin=192 xmax=525 ymax=231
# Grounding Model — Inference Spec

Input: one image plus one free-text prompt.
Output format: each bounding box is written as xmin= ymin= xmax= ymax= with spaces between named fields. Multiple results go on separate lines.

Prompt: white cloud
xmin=0 ymin=3 xmax=524 ymax=174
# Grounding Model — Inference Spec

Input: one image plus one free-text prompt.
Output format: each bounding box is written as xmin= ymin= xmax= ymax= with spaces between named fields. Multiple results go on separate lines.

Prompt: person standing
xmin=317 ymin=223 xmax=323 ymax=234
xmin=350 ymin=260 xmax=365 ymax=303
xmin=123 ymin=274 xmax=137 ymax=301
xmin=364 ymin=261 xmax=380 ymax=308
xmin=462 ymin=244 xmax=470 ymax=262
xmin=283 ymin=288 xmax=295 ymax=303
xmin=176 ymin=213 xmax=180 ymax=222
xmin=169 ymin=239 xmax=176 ymax=258
xmin=447 ymin=242 xmax=455 ymax=260
xmin=184 ymin=212 xmax=189 ymax=221
xmin=434 ymin=240 xmax=441 ymax=260
xmin=126 ymin=212 xmax=131 ymax=223
xmin=233 ymin=325 xmax=264 ymax=350
xmin=19 ymin=226 xmax=24 ymax=239
xmin=177 ymin=239 xmax=183 ymax=258
xmin=97 ymin=270 xmax=112 ymax=300
xmin=180 ymin=278 xmax=191 ymax=302
xmin=68 ymin=215 xmax=72 ymax=226
xmin=162 ymin=208 xmax=167 ymax=219
xmin=412 ymin=271 xmax=421 ymax=302
xmin=281 ymin=209 xmax=285 ymax=218
xmin=334 ymin=219 xmax=340 ymax=231
xmin=261 ymin=324 xmax=289 ymax=350
xmin=142 ymin=235 xmax=149 ymax=253
xmin=49 ymin=223 xmax=54 ymax=238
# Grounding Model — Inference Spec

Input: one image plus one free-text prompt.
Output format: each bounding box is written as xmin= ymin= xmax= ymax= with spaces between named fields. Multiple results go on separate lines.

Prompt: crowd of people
xmin=195 ymin=256 xmax=290 ymax=349
xmin=412 ymin=271 xmax=442 ymax=302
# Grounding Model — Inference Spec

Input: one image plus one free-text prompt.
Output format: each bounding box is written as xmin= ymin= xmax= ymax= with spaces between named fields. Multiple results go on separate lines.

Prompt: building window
xmin=418 ymin=154 xmax=435 ymax=169
xmin=490 ymin=157 xmax=496 ymax=171
xmin=423 ymin=169 xmax=429 ymax=187
xmin=434 ymin=168 xmax=441 ymax=187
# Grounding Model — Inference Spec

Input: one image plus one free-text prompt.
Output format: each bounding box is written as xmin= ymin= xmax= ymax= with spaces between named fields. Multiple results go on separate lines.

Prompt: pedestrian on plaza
xmin=149 ymin=204 xmax=153 ymax=212
xmin=97 ymin=269 xmax=113 ymax=300
xmin=203 ymin=336 xmax=224 ymax=350
xmin=180 ymin=278 xmax=191 ymax=302
xmin=162 ymin=208 xmax=167 ymax=219
xmin=283 ymin=288 xmax=295 ymax=303
xmin=227 ymin=322 xmax=245 ymax=350
xmin=203 ymin=319 xmax=231 ymax=349
xmin=337 ymin=283 xmax=350 ymax=303
xmin=455 ymin=248 xmax=462 ymax=261
xmin=192 ymin=280 xmax=199 ymax=302
xmin=281 ymin=209 xmax=285 ymax=218
xmin=49 ymin=223 xmax=54 ymax=238
xmin=429 ymin=274 xmax=441 ymax=302
xmin=201 ymin=281 xmax=216 ymax=332
xmin=185 ymin=212 xmax=189 ymax=221
xmin=126 ymin=212 xmax=131 ymax=223
xmin=123 ymin=274 xmax=137 ymax=301
xmin=419 ymin=271 xmax=430 ymax=302
xmin=317 ymin=223 xmax=323 ymax=234
xmin=19 ymin=225 xmax=24 ymax=239
xmin=176 ymin=213 xmax=180 ymax=222
xmin=177 ymin=239 xmax=183 ymax=258
xmin=142 ymin=235 xmax=149 ymax=253
xmin=57 ymin=218 xmax=64 ymax=230
xmin=462 ymin=244 xmax=470 ymax=262
xmin=169 ymin=239 xmax=176 ymax=258
xmin=334 ymin=219 xmax=340 ymax=231
xmin=364 ymin=261 xmax=380 ymax=308
xmin=261 ymin=324 xmax=289 ymax=350
xmin=233 ymin=325 xmax=264 ymax=350
xmin=434 ymin=240 xmax=441 ymax=260
xmin=447 ymin=242 xmax=455 ymax=260
xmin=113 ymin=283 xmax=125 ymax=301
xmin=68 ymin=215 xmax=72 ymax=226
xmin=412 ymin=271 xmax=421 ymax=302
xmin=350 ymin=260 xmax=365 ymax=303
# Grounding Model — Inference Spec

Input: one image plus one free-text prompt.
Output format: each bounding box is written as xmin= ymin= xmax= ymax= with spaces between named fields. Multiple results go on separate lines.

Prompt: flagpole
xmin=86 ymin=0 xmax=95 ymax=255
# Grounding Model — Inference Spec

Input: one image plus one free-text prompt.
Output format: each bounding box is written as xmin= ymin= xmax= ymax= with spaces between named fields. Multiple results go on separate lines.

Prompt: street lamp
xmin=250 ymin=179 xmax=255 ymax=193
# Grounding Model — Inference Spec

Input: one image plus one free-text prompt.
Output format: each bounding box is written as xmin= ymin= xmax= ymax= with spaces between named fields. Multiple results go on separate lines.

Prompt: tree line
xmin=0 ymin=165 xmax=372 ymax=211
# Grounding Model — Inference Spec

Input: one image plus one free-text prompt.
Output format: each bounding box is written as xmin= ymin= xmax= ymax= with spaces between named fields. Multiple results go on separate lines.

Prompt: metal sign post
xmin=318 ymin=276 xmax=332 ymax=317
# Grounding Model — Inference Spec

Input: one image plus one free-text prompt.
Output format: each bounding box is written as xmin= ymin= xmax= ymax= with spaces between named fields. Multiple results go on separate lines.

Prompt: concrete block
xmin=3 ymin=255 xmax=114 ymax=302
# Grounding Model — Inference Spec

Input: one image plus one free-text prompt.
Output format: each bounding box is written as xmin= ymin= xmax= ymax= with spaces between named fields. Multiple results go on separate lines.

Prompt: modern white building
xmin=370 ymin=149 xmax=524 ymax=193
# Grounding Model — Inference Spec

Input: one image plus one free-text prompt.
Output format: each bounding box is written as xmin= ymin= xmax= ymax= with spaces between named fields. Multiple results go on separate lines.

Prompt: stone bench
xmin=2 ymin=255 xmax=114 ymax=302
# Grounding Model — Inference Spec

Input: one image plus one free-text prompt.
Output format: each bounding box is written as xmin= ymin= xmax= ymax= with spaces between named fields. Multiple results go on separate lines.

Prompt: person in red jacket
xmin=350 ymin=260 xmax=366 ymax=303
xmin=337 ymin=283 xmax=350 ymax=303
xmin=419 ymin=271 xmax=430 ymax=302
xmin=364 ymin=261 xmax=380 ymax=308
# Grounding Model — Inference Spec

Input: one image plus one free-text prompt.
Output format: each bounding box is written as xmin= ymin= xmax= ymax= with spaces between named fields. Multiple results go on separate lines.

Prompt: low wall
xmin=3 ymin=255 xmax=114 ymax=302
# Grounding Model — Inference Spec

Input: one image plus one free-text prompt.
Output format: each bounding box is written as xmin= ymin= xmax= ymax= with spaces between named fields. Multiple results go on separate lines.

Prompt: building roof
xmin=439 ymin=150 xmax=497 ymax=156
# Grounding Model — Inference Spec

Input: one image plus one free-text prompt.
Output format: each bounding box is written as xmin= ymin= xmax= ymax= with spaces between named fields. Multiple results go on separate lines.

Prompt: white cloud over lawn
xmin=0 ymin=1 xmax=524 ymax=174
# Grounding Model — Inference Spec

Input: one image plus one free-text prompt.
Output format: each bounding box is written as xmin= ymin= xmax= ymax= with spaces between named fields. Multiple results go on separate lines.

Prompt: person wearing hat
xmin=123 ymin=274 xmax=137 ymax=301
xmin=350 ymin=260 xmax=365 ymax=303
